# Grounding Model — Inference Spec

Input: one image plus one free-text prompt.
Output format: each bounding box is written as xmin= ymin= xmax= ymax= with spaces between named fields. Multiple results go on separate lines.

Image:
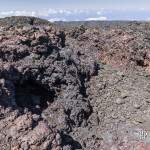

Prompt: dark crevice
xmin=15 ymin=79 xmax=56 ymax=114
xmin=37 ymin=46 xmax=60 ymax=58
xmin=64 ymin=109 xmax=75 ymax=130
xmin=29 ymin=18 xmax=34 ymax=25
xmin=20 ymin=39 xmax=31 ymax=47
xmin=78 ymin=72 xmax=88 ymax=98
xmin=136 ymin=59 xmax=145 ymax=66
xmin=61 ymin=132 xmax=82 ymax=149
xmin=58 ymin=31 xmax=66 ymax=48
xmin=0 ymin=51 xmax=30 ymax=62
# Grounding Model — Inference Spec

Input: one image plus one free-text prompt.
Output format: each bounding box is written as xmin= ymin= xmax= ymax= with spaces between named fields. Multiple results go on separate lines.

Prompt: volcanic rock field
xmin=0 ymin=16 xmax=150 ymax=149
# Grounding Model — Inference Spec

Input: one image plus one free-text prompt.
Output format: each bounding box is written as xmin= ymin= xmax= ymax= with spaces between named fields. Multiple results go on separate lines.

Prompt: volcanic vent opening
xmin=15 ymin=79 xmax=56 ymax=113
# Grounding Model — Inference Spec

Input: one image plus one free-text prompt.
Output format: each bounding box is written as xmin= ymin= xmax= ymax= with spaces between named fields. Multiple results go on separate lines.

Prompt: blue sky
xmin=0 ymin=0 xmax=150 ymax=21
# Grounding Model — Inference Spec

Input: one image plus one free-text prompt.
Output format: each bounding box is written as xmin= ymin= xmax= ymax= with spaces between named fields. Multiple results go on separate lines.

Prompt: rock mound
xmin=0 ymin=17 xmax=99 ymax=150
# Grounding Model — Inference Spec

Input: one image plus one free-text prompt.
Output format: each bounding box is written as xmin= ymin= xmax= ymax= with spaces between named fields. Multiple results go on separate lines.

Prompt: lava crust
xmin=0 ymin=17 xmax=150 ymax=149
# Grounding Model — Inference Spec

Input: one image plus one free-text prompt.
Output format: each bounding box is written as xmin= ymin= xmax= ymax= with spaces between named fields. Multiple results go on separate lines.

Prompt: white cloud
xmin=73 ymin=9 xmax=90 ymax=14
xmin=96 ymin=11 xmax=101 ymax=15
xmin=0 ymin=10 xmax=37 ymax=17
xmin=146 ymin=18 xmax=150 ymax=21
xmin=0 ymin=9 xmax=81 ymax=18
xmin=0 ymin=9 xmax=107 ymax=21
xmin=139 ymin=7 xmax=146 ymax=11
xmin=58 ymin=10 xmax=72 ymax=15
xmin=48 ymin=9 xmax=58 ymax=15
xmin=14 ymin=11 xmax=37 ymax=16
xmin=0 ymin=9 xmax=96 ymax=18
xmin=85 ymin=16 xmax=107 ymax=21
xmin=1 ymin=11 xmax=14 ymax=16
xmin=48 ymin=18 xmax=66 ymax=22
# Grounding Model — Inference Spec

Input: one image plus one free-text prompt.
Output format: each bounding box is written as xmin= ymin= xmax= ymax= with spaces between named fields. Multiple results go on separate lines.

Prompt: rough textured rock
xmin=57 ymin=21 xmax=150 ymax=149
xmin=0 ymin=16 xmax=99 ymax=150
xmin=1 ymin=17 xmax=150 ymax=149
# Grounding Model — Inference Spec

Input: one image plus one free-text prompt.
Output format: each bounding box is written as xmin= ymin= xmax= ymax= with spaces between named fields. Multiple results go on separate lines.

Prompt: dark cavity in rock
xmin=15 ymin=79 xmax=56 ymax=113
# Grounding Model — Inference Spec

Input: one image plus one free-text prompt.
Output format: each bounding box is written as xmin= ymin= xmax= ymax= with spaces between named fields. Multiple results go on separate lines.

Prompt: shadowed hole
xmin=15 ymin=79 xmax=56 ymax=113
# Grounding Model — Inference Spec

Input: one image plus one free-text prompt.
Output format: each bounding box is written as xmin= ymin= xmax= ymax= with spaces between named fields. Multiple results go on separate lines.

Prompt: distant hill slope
xmin=0 ymin=16 xmax=52 ymax=27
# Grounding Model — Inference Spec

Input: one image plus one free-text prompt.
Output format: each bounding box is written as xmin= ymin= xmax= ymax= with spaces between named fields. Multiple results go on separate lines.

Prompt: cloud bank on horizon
xmin=0 ymin=9 xmax=150 ymax=22
xmin=0 ymin=9 xmax=108 ymax=21
xmin=0 ymin=0 xmax=150 ymax=21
